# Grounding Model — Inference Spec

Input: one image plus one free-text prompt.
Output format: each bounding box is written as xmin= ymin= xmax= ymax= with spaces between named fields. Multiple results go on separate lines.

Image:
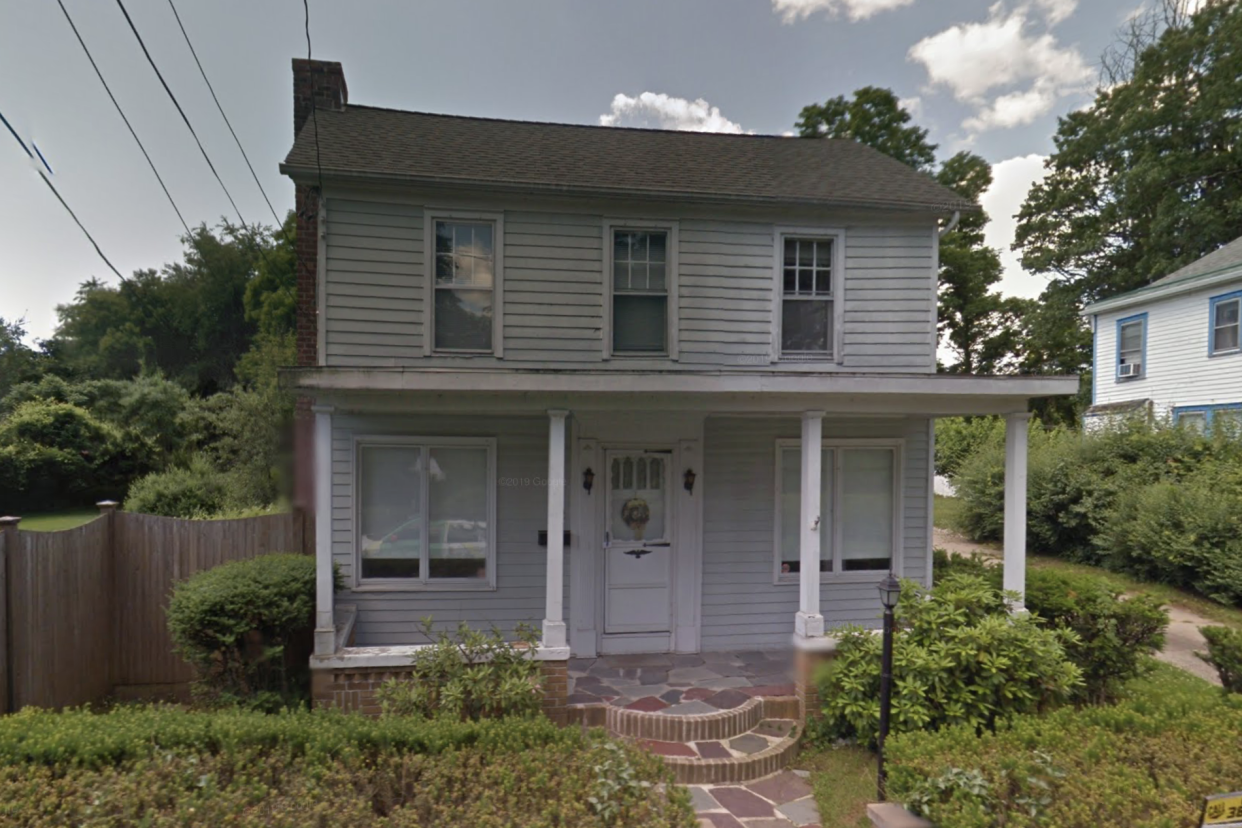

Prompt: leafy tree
xmin=797 ymin=88 xmax=1020 ymax=373
xmin=0 ymin=318 xmax=43 ymax=400
xmin=1015 ymin=0 xmax=1242 ymax=386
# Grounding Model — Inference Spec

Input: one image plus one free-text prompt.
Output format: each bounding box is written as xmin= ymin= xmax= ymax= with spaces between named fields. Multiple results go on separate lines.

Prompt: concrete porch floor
xmin=567 ymin=650 xmax=795 ymax=712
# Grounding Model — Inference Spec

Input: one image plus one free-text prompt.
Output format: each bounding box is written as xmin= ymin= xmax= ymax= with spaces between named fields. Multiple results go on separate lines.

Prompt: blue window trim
xmin=1115 ymin=312 xmax=1147 ymax=382
xmin=1173 ymin=403 xmax=1242 ymax=431
xmin=1208 ymin=290 xmax=1242 ymax=357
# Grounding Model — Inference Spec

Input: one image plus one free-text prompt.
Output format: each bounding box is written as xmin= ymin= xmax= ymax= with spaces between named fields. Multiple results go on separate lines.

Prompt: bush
xmin=934 ymin=416 xmax=1003 ymax=479
xmin=166 ymin=553 xmax=324 ymax=709
xmin=1199 ymin=625 xmax=1242 ymax=693
xmin=375 ymin=621 xmax=543 ymax=720
xmin=0 ymin=706 xmax=695 ymax=827
xmin=815 ymin=575 xmax=1081 ymax=744
xmin=930 ymin=548 xmax=994 ymax=583
xmin=124 ymin=454 xmax=234 ymax=517
xmin=888 ymin=664 xmax=1242 ymax=828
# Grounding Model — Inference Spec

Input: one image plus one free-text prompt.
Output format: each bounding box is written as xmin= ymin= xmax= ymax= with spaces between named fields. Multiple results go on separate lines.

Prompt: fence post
xmin=0 ymin=515 xmax=20 ymax=714
xmin=97 ymin=501 xmax=119 ymax=696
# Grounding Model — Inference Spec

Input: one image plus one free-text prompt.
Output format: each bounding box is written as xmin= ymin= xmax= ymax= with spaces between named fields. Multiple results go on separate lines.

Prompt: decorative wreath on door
xmin=621 ymin=496 xmax=651 ymax=539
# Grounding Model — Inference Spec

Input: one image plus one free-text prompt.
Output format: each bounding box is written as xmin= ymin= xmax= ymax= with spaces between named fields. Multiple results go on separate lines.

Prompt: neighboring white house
xmin=279 ymin=60 xmax=1077 ymax=713
xmin=1082 ymin=235 xmax=1242 ymax=431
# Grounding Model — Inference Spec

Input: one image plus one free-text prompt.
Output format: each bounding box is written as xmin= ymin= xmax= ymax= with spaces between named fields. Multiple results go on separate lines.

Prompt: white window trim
xmin=422 ymin=210 xmax=505 ymax=358
xmin=772 ymin=226 xmax=846 ymax=364
xmin=772 ymin=437 xmax=903 ymax=585
xmin=352 ymin=435 xmax=498 ymax=592
xmin=602 ymin=219 xmax=679 ymax=361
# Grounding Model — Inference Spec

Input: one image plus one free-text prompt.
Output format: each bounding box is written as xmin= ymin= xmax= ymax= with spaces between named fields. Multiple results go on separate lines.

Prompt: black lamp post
xmin=876 ymin=571 xmax=901 ymax=801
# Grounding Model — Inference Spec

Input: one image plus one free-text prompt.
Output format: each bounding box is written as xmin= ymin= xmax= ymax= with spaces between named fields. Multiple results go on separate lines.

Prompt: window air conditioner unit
xmin=1119 ymin=362 xmax=1141 ymax=378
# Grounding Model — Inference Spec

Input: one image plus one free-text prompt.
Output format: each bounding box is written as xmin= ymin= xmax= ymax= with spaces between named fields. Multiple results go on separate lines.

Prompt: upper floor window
xmin=426 ymin=213 xmax=504 ymax=355
xmin=778 ymin=235 xmax=837 ymax=361
xmin=1210 ymin=292 xmax=1241 ymax=355
xmin=1116 ymin=314 xmax=1146 ymax=380
xmin=607 ymin=223 xmax=677 ymax=357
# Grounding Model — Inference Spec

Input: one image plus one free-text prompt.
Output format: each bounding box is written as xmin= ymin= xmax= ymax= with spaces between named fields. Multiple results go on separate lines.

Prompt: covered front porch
xmin=296 ymin=368 xmax=1076 ymax=715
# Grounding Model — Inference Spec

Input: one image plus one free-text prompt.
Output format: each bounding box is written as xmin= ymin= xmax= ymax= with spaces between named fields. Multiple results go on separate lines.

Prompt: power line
xmin=55 ymin=0 xmax=190 ymax=235
xmin=36 ymin=169 xmax=125 ymax=282
xmin=165 ymin=0 xmax=281 ymax=226
xmin=302 ymin=0 xmax=325 ymax=197
xmin=113 ymin=0 xmax=246 ymax=226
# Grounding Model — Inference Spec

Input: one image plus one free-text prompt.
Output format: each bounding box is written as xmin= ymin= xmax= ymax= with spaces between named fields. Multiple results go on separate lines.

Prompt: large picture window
xmin=356 ymin=437 xmax=496 ymax=588
xmin=778 ymin=236 xmax=836 ymax=360
xmin=775 ymin=441 xmax=899 ymax=581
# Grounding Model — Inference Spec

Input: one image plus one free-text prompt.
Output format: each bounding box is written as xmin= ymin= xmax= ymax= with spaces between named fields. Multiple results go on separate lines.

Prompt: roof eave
xmin=278 ymin=163 xmax=980 ymax=215
xmin=1081 ymin=264 xmax=1242 ymax=317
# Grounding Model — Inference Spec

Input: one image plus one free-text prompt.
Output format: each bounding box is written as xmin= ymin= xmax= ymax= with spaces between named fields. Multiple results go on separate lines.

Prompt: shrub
xmin=1199 ymin=625 xmax=1242 ymax=693
xmin=124 ymin=454 xmax=234 ymax=517
xmin=1023 ymin=569 xmax=1167 ymax=703
xmin=888 ymin=663 xmax=1242 ymax=828
xmin=0 ymin=706 xmax=695 ymax=827
xmin=930 ymin=548 xmax=994 ymax=583
xmin=934 ymin=416 xmax=1003 ymax=479
xmin=375 ymin=621 xmax=543 ymax=720
xmin=815 ymin=575 xmax=1081 ymax=744
xmin=166 ymin=553 xmax=324 ymax=709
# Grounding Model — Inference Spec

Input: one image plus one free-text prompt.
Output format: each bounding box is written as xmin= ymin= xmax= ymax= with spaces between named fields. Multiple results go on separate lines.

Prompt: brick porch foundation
xmin=793 ymin=647 xmax=834 ymax=720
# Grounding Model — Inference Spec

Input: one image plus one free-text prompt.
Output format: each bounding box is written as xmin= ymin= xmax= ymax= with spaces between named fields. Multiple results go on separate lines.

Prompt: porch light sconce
xmin=583 ymin=467 xmax=595 ymax=494
xmin=876 ymin=571 xmax=902 ymax=801
xmin=683 ymin=468 xmax=697 ymax=495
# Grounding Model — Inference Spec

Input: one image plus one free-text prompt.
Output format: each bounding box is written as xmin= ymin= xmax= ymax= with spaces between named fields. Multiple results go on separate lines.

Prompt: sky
xmin=1 ymin=0 xmax=1148 ymax=344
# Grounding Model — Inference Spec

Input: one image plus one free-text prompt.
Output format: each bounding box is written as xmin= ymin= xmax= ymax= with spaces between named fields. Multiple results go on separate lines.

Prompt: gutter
xmin=938 ymin=211 xmax=961 ymax=237
xmin=1080 ymin=265 xmax=1242 ymax=317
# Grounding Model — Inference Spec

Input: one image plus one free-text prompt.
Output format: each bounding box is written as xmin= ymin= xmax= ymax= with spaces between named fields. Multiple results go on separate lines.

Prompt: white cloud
xmin=1032 ymin=0 xmax=1077 ymax=24
xmin=898 ymin=95 xmax=924 ymax=120
xmin=908 ymin=3 xmax=1092 ymax=134
xmin=980 ymin=153 xmax=1050 ymax=299
xmin=771 ymin=0 xmax=917 ymax=23
xmin=599 ymin=92 xmax=748 ymax=134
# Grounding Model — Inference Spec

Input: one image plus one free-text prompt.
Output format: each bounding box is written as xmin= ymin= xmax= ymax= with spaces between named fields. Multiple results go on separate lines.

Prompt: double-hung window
xmin=1210 ymin=292 xmax=1241 ymax=355
xmin=775 ymin=441 xmax=899 ymax=581
xmin=429 ymin=215 xmax=502 ymax=354
xmin=356 ymin=437 xmax=496 ymax=589
xmin=778 ymin=235 xmax=837 ymax=360
xmin=1116 ymin=314 xmax=1146 ymax=380
xmin=610 ymin=226 xmax=675 ymax=355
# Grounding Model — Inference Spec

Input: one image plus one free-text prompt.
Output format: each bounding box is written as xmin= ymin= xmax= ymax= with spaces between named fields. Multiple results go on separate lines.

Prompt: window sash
xmin=433 ymin=220 xmax=496 ymax=353
xmin=1212 ymin=298 xmax=1240 ymax=353
xmin=775 ymin=441 xmax=898 ymax=581
xmin=779 ymin=236 xmax=836 ymax=359
xmin=1118 ymin=319 xmax=1143 ymax=373
xmin=612 ymin=229 xmax=670 ymax=354
xmin=356 ymin=438 xmax=495 ymax=587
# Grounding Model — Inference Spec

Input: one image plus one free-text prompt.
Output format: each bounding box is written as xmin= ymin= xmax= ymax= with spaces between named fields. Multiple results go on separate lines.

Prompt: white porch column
xmin=312 ymin=404 xmax=335 ymax=656
xmin=796 ymin=411 xmax=825 ymax=638
xmin=542 ymin=410 xmax=569 ymax=650
xmin=1003 ymin=412 xmax=1031 ymax=610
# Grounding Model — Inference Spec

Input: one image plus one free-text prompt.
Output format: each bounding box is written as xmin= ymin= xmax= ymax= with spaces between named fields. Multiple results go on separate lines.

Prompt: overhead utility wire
xmin=55 ymin=0 xmax=190 ymax=235
xmin=113 ymin=0 xmax=246 ymax=226
xmin=3 ymin=111 xmax=126 ymax=281
xmin=302 ymin=0 xmax=325 ymax=197
xmin=165 ymin=0 xmax=281 ymax=225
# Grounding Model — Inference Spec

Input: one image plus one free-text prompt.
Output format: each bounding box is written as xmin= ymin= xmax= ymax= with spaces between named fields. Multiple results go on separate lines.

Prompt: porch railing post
xmin=542 ymin=410 xmax=569 ymax=651
xmin=313 ymin=405 xmax=336 ymax=656
xmin=1003 ymin=411 xmax=1031 ymax=611
xmin=795 ymin=411 xmax=825 ymax=638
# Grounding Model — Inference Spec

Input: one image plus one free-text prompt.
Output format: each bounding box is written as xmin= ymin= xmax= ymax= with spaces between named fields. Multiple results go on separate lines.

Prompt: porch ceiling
xmin=285 ymin=367 xmax=1078 ymax=416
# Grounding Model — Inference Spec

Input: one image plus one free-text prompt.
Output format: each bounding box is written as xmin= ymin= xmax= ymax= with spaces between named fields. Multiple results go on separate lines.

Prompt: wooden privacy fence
xmin=0 ymin=505 xmax=309 ymax=712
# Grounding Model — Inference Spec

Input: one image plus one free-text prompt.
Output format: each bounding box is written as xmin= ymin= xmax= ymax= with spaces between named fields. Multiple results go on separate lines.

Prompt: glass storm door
xmin=604 ymin=450 xmax=673 ymax=635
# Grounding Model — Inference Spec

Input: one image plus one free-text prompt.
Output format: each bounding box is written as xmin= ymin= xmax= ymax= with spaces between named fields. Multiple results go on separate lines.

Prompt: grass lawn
xmin=933 ymin=493 xmax=1242 ymax=628
xmin=17 ymin=509 xmax=98 ymax=532
xmin=796 ymin=743 xmax=877 ymax=828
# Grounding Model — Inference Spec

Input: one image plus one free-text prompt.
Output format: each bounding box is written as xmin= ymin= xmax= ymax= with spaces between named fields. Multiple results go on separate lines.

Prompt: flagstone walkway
xmin=689 ymin=769 xmax=822 ymax=827
xmin=566 ymin=650 xmax=795 ymax=710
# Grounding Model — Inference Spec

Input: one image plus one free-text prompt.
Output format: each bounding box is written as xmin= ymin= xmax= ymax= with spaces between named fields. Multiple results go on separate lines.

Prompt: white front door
xmin=603 ymin=450 xmax=673 ymax=642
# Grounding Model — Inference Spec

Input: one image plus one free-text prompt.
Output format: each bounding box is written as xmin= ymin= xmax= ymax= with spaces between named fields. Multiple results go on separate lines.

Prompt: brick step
xmin=635 ymin=718 xmax=801 ymax=785
xmin=606 ymin=695 xmax=763 ymax=742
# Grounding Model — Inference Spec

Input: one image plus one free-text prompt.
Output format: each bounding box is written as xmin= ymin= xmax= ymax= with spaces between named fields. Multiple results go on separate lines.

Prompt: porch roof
xmin=285 ymin=367 xmax=1078 ymax=416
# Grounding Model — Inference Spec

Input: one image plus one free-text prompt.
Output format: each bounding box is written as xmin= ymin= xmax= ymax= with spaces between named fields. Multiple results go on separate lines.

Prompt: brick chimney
xmin=291 ymin=59 xmax=346 ymax=517
xmin=292 ymin=58 xmax=347 ymax=136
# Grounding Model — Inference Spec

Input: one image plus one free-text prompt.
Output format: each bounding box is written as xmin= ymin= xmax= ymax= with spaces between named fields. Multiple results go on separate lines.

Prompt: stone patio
xmin=690 ymin=769 xmax=822 ymax=827
xmin=567 ymin=650 xmax=795 ymax=711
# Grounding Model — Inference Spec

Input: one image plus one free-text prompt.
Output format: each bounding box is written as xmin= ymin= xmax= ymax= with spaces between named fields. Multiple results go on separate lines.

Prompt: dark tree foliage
xmin=796 ymin=86 xmax=937 ymax=172
xmin=0 ymin=318 xmax=43 ymax=401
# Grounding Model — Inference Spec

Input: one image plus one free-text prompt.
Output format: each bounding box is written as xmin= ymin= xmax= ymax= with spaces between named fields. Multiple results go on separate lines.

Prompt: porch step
xmin=634 ymin=718 xmax=801 ymax=785
xmin=607 ymin=696 xmax=764 ymax=743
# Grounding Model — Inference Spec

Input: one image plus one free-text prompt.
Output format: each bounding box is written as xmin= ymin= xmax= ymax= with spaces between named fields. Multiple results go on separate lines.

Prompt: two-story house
xmin=1082 ymin=236 xmax=1242 ymax=431
xmin=280 ymin=60 xmax=1076 ymax=718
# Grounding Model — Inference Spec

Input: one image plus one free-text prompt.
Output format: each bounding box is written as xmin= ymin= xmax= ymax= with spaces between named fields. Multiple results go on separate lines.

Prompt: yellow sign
xmin=1203 ymin=792 xmax=1242 ymax=827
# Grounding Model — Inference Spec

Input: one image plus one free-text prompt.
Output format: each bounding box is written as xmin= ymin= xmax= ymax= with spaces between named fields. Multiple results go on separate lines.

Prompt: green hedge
xmin=888 ymin=664 xmax=1242 ymax=828
xmin=0 ymin=707 xmax=695 ymax=827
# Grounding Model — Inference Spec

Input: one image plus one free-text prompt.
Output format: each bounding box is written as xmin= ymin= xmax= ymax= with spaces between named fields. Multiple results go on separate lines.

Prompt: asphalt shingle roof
xmin=1149 ymin=234 xmax=1242 ymax=288
xmin=281 ymin=105 xmax=977 ymax=213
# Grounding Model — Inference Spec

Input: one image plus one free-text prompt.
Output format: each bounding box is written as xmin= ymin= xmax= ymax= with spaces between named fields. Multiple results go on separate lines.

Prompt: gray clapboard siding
xmin=322 ymin=197 xmax=936 ymax=371
xmin=699 ymin=416 xmax=930 ymax=650
xmin=330 ymin=414 xmax=570 ymax=646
